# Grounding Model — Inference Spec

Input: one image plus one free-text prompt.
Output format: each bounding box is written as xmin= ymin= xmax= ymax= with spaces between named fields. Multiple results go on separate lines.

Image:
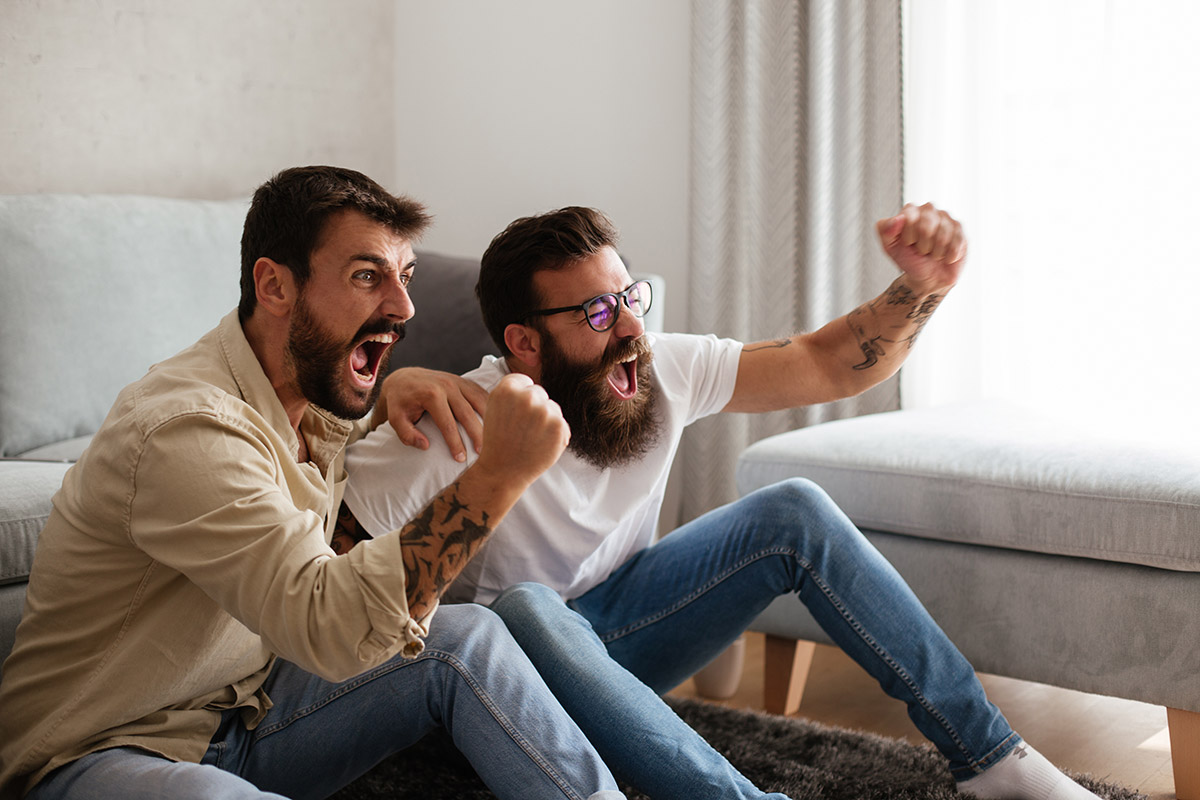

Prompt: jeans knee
xmin=425 ymin=603 xmax=512 ymax=656
xmin=489 ymin=582 xmax=565 ymax=629
xmin=745 ymin=477 xmax=834 ymax=520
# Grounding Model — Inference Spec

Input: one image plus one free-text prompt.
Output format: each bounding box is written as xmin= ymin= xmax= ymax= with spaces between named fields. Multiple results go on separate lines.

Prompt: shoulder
xmin=131 ymin=353 xmax=254 ymax=441
xmin=96 ymin=328 xmax=281 ymax=465
xmin=647 ymin=331 xmax=743 ymax=378
xmin=645 ymin=331 xmax=743 ymax=421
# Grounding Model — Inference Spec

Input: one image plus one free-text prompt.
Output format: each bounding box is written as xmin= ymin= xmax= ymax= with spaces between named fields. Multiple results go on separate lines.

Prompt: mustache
xmin=354 ymin=318 xmax=406 ymax=342
xmin=600 ymin=335 xmax=652 ymax=372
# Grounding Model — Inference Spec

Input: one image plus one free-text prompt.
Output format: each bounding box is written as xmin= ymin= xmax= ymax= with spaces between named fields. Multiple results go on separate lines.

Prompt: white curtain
xmin=680 ymin=0 xmax=904 ymax=523
xmin=902 ymin=0 xmax=1200 ymax=448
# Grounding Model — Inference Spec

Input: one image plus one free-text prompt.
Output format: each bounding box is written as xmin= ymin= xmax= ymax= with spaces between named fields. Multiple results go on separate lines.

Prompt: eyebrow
xmin=348 ymin=253 xmax=388 ymax=267
xmin=346 ymin=254 xmax=418 ymax=271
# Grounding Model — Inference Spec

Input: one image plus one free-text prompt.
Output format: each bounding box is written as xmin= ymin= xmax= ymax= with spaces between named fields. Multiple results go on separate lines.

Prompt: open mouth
xmin=605 ymin=356 xmax=638 ymax=400
xmin=349 ymin=333 xmax=398 ymax=388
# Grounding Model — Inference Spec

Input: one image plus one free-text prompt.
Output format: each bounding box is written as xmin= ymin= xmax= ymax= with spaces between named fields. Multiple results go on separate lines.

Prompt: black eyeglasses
xmin=524 ymin=280 xmax=653 ymax=333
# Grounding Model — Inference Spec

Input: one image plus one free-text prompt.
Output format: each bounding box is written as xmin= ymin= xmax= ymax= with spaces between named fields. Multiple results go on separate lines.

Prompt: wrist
xmin=458 ymin=459 xmax=531 ymax=515
xmin=898 ymin=274 xmax=955 ymax=298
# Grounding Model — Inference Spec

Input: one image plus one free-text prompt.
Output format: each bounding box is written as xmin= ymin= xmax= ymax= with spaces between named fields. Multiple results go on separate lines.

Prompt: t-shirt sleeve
xmin=343 ymin=362 xmax=497 ymax=539
xmin=649 ymin=332 xmax=743 ymax=425
xmin=343 ymin=416 xmax=476 ymax=539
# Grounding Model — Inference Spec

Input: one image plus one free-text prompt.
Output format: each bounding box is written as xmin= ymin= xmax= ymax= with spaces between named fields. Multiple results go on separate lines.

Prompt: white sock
xmin=956 ymin=742 xmax=1102 ymax=800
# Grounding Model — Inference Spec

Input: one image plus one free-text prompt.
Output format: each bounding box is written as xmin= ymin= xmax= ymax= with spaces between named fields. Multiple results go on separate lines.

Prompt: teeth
xmin=363 ymin=333 xmax=396 ymax=344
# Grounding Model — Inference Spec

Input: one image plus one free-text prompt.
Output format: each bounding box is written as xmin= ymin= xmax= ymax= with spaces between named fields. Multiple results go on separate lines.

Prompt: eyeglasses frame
xmin=522 ymin=280 xmax=653 ymax=333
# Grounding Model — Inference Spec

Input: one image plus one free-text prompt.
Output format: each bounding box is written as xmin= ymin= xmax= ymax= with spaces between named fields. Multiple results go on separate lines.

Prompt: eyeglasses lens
xmin=585 ymin=296 xmax=619 ymax=331
xmin=627 ymin=282 xmax=651 ymax=316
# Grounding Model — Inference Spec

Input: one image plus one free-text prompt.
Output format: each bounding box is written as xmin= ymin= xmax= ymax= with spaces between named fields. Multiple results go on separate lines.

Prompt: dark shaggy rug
xmin=328 ymin=697 xmax=1143 ymax=800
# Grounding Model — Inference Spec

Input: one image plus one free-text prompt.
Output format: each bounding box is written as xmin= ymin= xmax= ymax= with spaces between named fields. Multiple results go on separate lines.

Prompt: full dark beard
xmin=538 ymin=334 xmax=661 ymax=469
xmin=287 ymin=295 xmax=404 ymax=420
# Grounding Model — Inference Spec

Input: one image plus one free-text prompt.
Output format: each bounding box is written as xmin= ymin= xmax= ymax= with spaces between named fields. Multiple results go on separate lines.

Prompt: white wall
xmin=1 ymin=1 xmax=692 ymax=331
xmin=0 ymin=0 xmax=396 ymax=200
xmin=393 ymin=0 xmax=692 ymax=333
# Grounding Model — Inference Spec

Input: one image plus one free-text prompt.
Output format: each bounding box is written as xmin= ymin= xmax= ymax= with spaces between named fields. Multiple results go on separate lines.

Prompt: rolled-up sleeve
xmin=130 ymin=408 xmax=427 ymax=682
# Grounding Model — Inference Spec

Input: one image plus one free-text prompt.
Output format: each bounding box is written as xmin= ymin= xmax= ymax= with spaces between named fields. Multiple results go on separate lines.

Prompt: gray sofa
xmin=0 ymin=193 xmax=498 ymax=676
xmin=738 ymin=402 xmax=1199 ymax=798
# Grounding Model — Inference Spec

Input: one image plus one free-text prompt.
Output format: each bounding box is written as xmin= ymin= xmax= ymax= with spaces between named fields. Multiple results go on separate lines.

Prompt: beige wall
xmin=0 ymin=0 xmax=396 ymax=200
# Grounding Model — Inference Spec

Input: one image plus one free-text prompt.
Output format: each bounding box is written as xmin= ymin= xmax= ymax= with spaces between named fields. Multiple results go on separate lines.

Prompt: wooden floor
xmin=669 ymin=633 xmax=1176 ymax=799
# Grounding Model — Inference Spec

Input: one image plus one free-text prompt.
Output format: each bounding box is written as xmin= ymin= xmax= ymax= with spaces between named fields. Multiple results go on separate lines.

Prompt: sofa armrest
xmin=1 ymin=459 xmax=73 ymax=669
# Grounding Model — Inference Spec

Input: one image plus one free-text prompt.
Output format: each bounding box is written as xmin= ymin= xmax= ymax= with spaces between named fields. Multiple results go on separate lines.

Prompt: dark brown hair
xmin=476 ymin=206 xmax=619 ymax=355
xmin=238 ymin=166 xmax=431 ymax=321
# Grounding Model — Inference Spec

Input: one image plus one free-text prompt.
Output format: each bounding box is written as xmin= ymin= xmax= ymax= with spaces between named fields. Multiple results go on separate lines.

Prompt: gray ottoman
xmin=735 ymin=402 xmax=1200 ymax=797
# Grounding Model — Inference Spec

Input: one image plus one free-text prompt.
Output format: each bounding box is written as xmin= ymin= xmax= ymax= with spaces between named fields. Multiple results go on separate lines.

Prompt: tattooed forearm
xmin=847 ymin=299 xmax=895 ymax=370
xmin=899 ymin=292 xmax=944 ymax=349
xmin=852 ymin=336 xmax=888 ymax=370
xmin=846 ymin=278 xmax=945 ymax=371
xmin=885 ymin=282 xmax=918 ymax=306
xmin=744 ymin=338 xmax=793 ymax=353
xmin=398 ymin=481 xmax=494 ymax=617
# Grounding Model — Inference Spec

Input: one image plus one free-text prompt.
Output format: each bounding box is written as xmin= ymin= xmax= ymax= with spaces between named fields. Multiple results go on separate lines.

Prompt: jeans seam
xmin=207 ymin=739 xmax=226 ymax=770
xmin=591 ymin=547 xmax=796 ymax=641
xmin=252 ymin=651 xmax=583 ymax=800
xmin=796 ymin=547 xmax=1003 ymax=771
xmin=950 ymin=732 xmax=1023 ymax=781
xmin=593 ymin=543 xmax=996 ymax=773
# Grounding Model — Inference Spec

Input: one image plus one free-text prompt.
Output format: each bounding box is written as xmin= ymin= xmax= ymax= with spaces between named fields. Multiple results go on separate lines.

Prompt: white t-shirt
xmin=344 ymin=331 xmax=742 ymax=604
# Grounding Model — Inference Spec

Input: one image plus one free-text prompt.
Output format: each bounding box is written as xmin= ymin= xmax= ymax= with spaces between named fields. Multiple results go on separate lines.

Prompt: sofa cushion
xmin=0 ymin=461 xmax=72 ymax=584
xmin=390 ymin=250 xmax=498 ymax=376
xmin=736 ymin=402 xmax=1200 ymax=572
xmin=17 ymin=435 xmax=93 ymax=462
xmin=0 ymin=194 xmax=245 ymax=456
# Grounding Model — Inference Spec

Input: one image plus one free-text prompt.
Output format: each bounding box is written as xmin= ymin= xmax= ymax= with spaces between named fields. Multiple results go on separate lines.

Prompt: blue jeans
xmin=491 ymin=478 xmax=1020 ymax=788
xmin=29 ymin=604 xmax=624 ymax=800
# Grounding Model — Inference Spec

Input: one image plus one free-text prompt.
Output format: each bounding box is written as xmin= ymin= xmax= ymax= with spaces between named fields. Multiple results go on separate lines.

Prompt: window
xmin=902 ymin=0 xmax=1200 ymax=445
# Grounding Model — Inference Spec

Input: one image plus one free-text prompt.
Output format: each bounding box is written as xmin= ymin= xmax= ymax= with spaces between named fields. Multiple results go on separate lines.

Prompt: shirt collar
xmin=216 ymin=310 xmax=353 ymax=470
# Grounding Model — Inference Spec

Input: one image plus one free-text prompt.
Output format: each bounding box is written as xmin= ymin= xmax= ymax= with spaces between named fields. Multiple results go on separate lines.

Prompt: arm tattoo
xmin=898 ymin=293 xmax=944 ymax=349
xmin=398 ymin=481 xmax=494 ymax=616
xmin=744 ymin=338 xmax=793 ymax=353
xmin=885 ymin=282 xmax=918 ymax=306
xmin=852 ymin=336 xmax=888 ymax=370
xmin=847 ymin=278 xmax=945 ymax=371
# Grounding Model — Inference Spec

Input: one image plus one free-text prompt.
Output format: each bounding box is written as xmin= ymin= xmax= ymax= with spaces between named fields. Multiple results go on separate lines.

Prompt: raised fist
xmin=476 ymin=373 xmax=570 ymax=488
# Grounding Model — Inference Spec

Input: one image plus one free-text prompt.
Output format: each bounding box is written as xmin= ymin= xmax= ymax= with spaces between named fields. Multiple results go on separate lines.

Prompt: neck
xmin=242 ymin=312 xmax=309 ymax=433
xmin=503 ymin=354 xmax=541 ymax=384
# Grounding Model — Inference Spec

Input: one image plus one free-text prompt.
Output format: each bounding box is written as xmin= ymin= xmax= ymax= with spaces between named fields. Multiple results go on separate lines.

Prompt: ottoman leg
xmin=763 ymin=636 xmax=816 ymax=716
xmin=1168 ymin=707 xmax=1200 ymax=800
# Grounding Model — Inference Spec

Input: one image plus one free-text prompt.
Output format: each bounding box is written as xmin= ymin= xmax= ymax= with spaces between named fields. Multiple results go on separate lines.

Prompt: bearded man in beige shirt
xmin=0 ymin=166 xmax=626 ymax=800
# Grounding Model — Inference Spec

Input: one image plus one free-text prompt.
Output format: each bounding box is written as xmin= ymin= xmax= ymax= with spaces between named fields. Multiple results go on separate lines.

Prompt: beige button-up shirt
xmin=0 ymin=311 xmax=430 ymax=798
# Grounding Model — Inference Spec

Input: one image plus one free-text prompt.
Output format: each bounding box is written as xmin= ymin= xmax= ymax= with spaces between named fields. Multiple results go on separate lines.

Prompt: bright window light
xmin=902 ymin=0 xmax=1200 ymax=446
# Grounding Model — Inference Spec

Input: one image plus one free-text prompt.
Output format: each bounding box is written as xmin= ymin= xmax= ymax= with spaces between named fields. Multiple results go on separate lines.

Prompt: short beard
xmin=538 ymin=333 xmax=661 ymax=469
xmin=287 ymin=294 xmax=403 ymax=420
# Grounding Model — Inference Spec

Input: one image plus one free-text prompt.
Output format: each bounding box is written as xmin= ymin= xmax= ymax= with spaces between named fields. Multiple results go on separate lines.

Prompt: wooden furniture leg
xmin=1168 ymin=707 xmax=1200 ymax=800
xmin=763 ymin=636 xmax=816 ymax=715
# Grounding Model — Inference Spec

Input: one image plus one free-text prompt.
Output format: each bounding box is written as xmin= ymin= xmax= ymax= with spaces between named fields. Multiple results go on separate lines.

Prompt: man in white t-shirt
xmin=342 ymin=206 xmax=1101 ymax=800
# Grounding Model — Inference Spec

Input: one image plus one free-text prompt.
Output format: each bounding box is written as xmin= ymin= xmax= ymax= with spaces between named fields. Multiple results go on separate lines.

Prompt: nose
xmin=382 ymin=274 xmax=415 ymax=323
xmin=611 ymin=301 xmax=645 ymax=339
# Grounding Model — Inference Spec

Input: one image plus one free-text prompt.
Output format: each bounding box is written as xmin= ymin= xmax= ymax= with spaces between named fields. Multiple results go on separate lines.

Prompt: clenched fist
xmin=475 ymin=373 xmax=570 ymax=490
xmin=876 ymin=202 xmax=967 ymax=293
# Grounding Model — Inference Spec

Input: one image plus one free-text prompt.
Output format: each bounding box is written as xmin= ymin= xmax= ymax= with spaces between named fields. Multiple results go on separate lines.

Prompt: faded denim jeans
xmin=492 ymin=478 xmax=1020 ymax=792
xmin=29 ymin=604 xmax=624 ymax=800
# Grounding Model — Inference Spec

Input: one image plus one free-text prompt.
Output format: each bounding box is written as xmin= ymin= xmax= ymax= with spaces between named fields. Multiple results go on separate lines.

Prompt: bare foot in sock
xmin=956 ymin=742 xmax=1102 ymax=800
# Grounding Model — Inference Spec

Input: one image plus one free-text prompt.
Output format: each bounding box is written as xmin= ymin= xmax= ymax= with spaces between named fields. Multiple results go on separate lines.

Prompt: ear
xmin=253 ymin=257 xmax=297 ymax=318
xmin=503 ymin=323 xmax=542 ymax=371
